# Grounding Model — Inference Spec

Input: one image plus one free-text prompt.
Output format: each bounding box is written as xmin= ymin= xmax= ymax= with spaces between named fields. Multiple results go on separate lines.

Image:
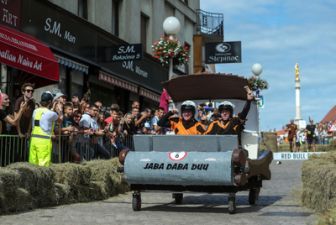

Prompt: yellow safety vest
xmin=31 ymin=107 xmax=54 ymax=139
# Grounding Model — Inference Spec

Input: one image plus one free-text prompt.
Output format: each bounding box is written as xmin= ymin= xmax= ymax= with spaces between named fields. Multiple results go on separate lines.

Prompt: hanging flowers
xmin=152 ymin=36 xmax=190 ymax=66
xmin=247 ymin=76 xmax=269 ymax=91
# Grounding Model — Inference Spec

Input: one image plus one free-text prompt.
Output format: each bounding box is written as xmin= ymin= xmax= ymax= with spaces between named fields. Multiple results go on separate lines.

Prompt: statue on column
xmin=295 ymin=63 xmax=300 ymax=81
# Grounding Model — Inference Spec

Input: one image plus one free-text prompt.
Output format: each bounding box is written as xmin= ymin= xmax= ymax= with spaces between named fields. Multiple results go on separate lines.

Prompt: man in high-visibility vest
xmin=29 ymin=91 xmax=63 ymax=167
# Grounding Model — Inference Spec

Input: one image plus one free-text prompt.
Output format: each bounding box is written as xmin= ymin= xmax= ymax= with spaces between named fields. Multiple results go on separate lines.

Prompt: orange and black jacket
xmin=158 ymin=111 xmax=205 ymax=135
xmin=205 ymin=100 xmax=252 ymax=144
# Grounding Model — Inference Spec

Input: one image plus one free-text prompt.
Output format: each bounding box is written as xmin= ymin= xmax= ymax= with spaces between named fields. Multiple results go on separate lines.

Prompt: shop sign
xmin=205 ymin=41 xmax=241 ymax=64
xmin=0 ymin=0 xmax=21 ymax=28
xmin=109 ymin=44 xmax=142 ymax=62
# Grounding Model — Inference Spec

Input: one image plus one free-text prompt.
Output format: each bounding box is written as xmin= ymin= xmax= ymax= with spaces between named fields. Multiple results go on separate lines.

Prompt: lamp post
xmin=251 ymin=63 xmax=263 ymax=133
xmin=163 ymin=16 xmax=181 ymax=80
xmin=251 ymin=63 xmax=263 ymax=98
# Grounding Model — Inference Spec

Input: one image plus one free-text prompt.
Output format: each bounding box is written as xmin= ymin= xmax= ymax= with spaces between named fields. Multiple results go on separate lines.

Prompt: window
xmin=78 ymin=0 xmax=88 ymax=19
xmin=112 ymin=0 xmax=119 ymax=36
xmin=140 ymin=13 xmax=149 ymax=52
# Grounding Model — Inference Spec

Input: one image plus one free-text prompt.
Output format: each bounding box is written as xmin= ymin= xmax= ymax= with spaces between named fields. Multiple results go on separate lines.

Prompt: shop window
xmin=78 ymin=0 xmax=88 ymax=20
xmin=141 ymin=13 xmax=149 ymax=52
xmin=112 ymin=0 xmax=119 ymax=36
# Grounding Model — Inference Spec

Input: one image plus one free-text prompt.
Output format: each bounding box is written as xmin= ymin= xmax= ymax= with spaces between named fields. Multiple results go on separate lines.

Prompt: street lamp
xmin=163 ymin=16 xmax=181 ymax=79
xmin=252 ymin=63 xmax=263 ymax=77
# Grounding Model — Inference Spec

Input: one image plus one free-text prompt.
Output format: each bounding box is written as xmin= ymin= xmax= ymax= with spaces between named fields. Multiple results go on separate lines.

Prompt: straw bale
xmin=302 ymin=151 xmax=336 ymax=212
xmin=7 ymin=162 xmax=56 ymax=207
xmin=51 ymin=163 xmax=92 ymax=202
xmin=0 ymin=168 xmax=20 ymax=193
xmin=318 ymin=207 xmax=336 ymax=225
xmin=83 ymin=158 xmax=129 ymax=197
xmin=52 ymin=163 xmax=91 ymax=186
xmin=261 ymin=132 xmax=278 ymax=151
xmin=54 ymin=183 xmax=70 ymax=205
xmin=0 ymin=168 xmax=34 ymax=213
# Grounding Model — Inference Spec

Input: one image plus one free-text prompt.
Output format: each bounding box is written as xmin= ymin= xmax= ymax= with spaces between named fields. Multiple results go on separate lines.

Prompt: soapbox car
xmin=119 ymin=74 xmax=273 ymax=214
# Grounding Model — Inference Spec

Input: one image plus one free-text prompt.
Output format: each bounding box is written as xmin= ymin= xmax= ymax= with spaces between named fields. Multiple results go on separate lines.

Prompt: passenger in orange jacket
xmin=158 ymin=100 xmax=205 ymax=135
xmin=205 ymin=87 xmax=254 ymax=145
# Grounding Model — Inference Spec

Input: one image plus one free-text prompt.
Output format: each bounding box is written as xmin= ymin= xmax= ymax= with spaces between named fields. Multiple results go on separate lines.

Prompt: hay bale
xmin=302 ymin=151 xmax=336 ymax=212
xmin=0 ymin=168 xmax=33 ymax=213
xmin=83 ymin=158 xmax=129 ymax=199
xmin=261 ymin=132 xmax=278 ymax=151
xmin=54 ymin=183 xmax=70 ymax=205
xmin=317 ymin=207 xmax=336 ymax=225
xmin=7 ymin=162 xmax=56 ymax=207
xmin=51 ymin=163 xmax=92 ymax=202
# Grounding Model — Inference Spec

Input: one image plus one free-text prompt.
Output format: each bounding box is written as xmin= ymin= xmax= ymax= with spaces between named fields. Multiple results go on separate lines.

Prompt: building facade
xmin=0 ymin=0 xmax=199 ymax=111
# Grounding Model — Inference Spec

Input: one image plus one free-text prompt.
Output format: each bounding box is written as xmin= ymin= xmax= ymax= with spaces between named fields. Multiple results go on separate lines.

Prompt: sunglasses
xmin=25 ymin=89 xmax=34 ymax=93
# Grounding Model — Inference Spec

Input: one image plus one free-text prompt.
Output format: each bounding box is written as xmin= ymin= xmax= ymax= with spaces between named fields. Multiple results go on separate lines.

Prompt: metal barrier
xmin=0 ymin=134 xmax=134 ymax=167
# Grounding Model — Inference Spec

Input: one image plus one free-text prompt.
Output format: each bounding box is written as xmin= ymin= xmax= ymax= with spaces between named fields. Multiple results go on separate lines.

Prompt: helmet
xmin=218 ymin=101 xmax=235 ymax=115
xmin=181 ymin=100 xmax=196 ymax=115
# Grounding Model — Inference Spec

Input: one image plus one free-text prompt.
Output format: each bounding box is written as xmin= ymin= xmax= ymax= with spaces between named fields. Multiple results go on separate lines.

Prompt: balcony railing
xmin=196 ymin=9 xmax=224 ymax=38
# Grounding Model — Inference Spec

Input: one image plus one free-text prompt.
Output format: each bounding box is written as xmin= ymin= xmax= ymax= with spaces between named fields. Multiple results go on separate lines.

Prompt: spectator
xmin=286 ymin=120 xmax=297 ymax=152
xmin=29 ymin=91 xmax=63 ymax=167
xmin=104 ymin=103 xmax=120 ymax=126
xmin=142 ymin=108 xmax=154 ymax=134
xmin=306 ymin=119 xmax=317 ymax=152
xmin=152 ymin=107 xmax=165 ymax=134
xmin=94 ymin=100 xmax=103 ymax=112
xmin=79 ymin=104 xmax=110 ymax=159
xmin=121 ymin=112 xmax=136 ymax=136
xmin=71 ymin=94 xmax=80 ymax=111
xmin=106 ymin=111 xmax=125 ymax=157
xmin=0 ymin=93 xmax=26 ymax=134
xmin=62 ymin=102 xmax=75 ymax=134
xmin=131 ymin=100 xmax=140 ymax=110
xmin=159 ymin=88 xmax=171 ymax=113
xmin=53 ymin=92 xmax=67 ymax=104
xmin=136 ymin=108 xmax=151 ymax=134
xmin=14 ymin=83 xmax=36 ymax=136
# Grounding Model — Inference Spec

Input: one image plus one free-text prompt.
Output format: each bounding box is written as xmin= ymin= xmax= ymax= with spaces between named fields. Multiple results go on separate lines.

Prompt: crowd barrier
xmin=0 ymin=134 xmax=134 ymax=167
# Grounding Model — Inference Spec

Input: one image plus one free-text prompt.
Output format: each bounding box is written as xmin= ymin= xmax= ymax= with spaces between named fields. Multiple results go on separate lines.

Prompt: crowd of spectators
xmin=1 ymin=83 xmax=234 ymax=165
xmin=282 ymin=118 xmax=336 ymax=152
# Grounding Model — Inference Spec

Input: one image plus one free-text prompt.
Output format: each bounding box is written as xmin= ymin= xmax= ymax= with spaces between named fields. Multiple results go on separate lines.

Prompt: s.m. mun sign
xmin=205 ymin=41 xmax=241 ymax=64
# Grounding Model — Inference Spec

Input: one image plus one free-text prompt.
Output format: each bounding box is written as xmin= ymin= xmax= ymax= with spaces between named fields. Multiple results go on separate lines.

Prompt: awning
xmin=55 ymin=54 xmax=89 ymax=74
xmin=98 ymin=71 xmax=138 ymax=93
xmin=139 ymin=87 xmax=160 ymax=103
xmin=0 ymin=25 xmax=59 ymax=81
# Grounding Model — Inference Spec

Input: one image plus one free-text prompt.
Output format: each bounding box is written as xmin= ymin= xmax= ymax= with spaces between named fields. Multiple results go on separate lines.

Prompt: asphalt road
xmin=0 ymin=160 xmax=316 ymax=225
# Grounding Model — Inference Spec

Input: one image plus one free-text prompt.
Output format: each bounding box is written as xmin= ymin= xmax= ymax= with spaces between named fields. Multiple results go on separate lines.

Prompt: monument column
xmin=295 ymin=63 xmax=301 ymax=120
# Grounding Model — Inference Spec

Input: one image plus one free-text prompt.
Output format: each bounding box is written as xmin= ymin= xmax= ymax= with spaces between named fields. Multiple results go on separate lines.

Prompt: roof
xmin=320 ymin=105 xmax=336 ymax=123
xmin=162 ymin=74 xmax=249 ymax=102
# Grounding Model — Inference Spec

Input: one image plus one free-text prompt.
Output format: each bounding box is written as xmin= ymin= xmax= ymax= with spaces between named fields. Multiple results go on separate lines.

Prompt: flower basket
xmin=247 ymin=76 xmax=269 ymax=91
xmin=152 ymin=36 xmax=190 ymax=66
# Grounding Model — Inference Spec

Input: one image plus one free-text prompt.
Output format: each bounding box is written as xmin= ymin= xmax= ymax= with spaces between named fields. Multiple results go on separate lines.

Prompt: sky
xmin=200 ymin=0 xmax=336 ymax=131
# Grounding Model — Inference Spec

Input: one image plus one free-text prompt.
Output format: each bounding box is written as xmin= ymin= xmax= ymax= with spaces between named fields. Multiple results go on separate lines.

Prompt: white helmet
xmin=218 ymin=101 xmax=235 ymax=114
xmin=181 ymin=100 xmax=197 ymax=115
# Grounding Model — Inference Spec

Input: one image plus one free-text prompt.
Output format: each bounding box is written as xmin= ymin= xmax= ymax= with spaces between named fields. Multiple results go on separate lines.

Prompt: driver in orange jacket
xmin=158 ymin=100 xmax=205 ymax=135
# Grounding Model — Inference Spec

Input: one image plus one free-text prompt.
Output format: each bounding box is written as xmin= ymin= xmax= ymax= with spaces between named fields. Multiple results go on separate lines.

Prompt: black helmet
xmin=181 ymin=100 xmax=196 ymax=115
xmin=218 ymin=101 xmax=235 ymax=115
